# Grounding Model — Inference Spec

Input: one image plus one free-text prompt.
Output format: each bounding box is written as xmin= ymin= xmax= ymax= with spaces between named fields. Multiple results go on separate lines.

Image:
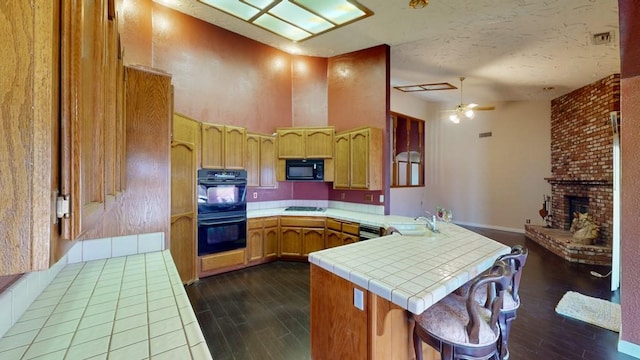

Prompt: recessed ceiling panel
xmin=254 ymin=13 xmax=312 ymax=42
xmin=269 ymin=2 xmax=334 ymax=34
xmin=200 ymin=0 xmax=259 ymax=20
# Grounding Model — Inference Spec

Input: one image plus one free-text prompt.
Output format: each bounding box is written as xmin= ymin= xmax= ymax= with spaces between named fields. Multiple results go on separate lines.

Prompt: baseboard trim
xmin=453 ymin=221 xmax=525 ymax=234
xmin=619 ymin=340 xmax=640 ymax=358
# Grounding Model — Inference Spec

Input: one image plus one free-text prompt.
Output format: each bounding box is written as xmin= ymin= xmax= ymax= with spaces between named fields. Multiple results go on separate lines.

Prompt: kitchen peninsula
xmin=308 ymin=222 xmax=510 ymax=360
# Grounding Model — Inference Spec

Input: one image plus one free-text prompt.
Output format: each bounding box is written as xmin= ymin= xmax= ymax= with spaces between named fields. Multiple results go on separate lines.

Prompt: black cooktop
xmin=284 ymin=206 xmax=325 ymax=212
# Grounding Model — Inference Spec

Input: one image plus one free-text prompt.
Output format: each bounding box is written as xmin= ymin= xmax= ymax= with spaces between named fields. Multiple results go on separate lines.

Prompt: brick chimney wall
xmin=548 ymin=74 xmax=620 ymax=247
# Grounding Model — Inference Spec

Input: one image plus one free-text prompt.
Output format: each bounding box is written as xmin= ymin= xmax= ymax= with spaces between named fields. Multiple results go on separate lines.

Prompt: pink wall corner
xmin=292 ymin=56 xmax=329 ymax=127
xmin=150 ymin=4 xmax=292 ymax=132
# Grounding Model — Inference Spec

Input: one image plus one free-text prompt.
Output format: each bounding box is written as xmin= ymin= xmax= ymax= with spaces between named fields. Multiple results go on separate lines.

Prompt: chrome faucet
xmin=415 ymin=215 xmax=439 ymax=233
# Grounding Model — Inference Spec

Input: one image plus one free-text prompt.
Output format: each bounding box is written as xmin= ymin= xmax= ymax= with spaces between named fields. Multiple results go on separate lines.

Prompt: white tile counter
xmin=248 ymin=207 xmax=421 ymax=229
xmin=0 ymin=251 xmax=211 ymax=360
xmin=308 ymin=222 xmax=511 ymax=315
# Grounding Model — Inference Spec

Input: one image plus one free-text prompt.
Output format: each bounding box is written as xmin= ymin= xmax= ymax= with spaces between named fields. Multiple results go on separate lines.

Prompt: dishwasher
xmin=359 ymin=223 xmax=384 ymax=240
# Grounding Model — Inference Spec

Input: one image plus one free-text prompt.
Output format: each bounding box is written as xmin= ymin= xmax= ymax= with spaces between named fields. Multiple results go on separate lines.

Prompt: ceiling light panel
xmin=269 ymin=2 xmax=334 ymax=34
xmin=200 ymin=0 xmax=259 ymax=20
xmin=293 ymin=0 xmax=369 ymax=25
xmin=198 ymin=0 xmax=372 ymax=42
xmin=254 ymin=13 xmax=311 ymax=41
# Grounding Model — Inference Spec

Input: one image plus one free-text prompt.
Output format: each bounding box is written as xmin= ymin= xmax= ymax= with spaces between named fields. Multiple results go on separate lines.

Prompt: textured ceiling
xmin=152 ymin=0 xmax=620 ymax=104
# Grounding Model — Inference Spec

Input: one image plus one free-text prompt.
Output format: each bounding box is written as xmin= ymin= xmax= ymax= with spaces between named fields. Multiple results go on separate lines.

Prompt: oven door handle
xmin=198 ymin=218 xmax=246 ymax=226
xmin=198 ymin=179 xmax=246 ymax=186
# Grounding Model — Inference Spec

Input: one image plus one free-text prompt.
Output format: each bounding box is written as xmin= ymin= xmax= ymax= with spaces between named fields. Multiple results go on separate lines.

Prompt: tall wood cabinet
xmin=171 ymin=113 xmax=199 ymax=284
xmin=1 ymin=0 xmax=124 ymax=275
xmin=334 ymin=127 xmax=383 ymax=190
xmin=1 ymin=1 xmax=60 ymax=274
xmin=202 ymin=124 xmax=246 ymax=169
xmin=246 ymin=133 xmax=277 ymax=188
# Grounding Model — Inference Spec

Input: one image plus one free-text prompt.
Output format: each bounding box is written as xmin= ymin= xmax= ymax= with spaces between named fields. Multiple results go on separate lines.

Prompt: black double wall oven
xmin=197 ymin=169 xmax=247 ymax=256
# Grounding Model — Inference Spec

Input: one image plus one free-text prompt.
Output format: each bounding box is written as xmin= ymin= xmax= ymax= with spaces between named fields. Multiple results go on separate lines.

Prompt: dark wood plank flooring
xmin=186 ymin=227 xmax=632 ymax=360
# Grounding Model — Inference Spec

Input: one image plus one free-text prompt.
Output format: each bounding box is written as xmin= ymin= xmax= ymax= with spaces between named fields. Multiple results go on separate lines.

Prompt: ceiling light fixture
xmin=409 ymin=0 xmax=429 ymax=9
xmin=446 ymin=77 xmax=495 ymax=124
xmin=198 ymin=0 xmax=373 ymax=42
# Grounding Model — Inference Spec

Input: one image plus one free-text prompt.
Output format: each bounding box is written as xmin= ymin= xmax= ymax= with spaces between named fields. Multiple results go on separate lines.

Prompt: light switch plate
xmin=354 ymin=288 xmax=364 ymax=311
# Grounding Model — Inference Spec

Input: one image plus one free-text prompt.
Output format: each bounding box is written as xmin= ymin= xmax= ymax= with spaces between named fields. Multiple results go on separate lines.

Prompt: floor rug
xmin=555 ymin=291 xmax=621 ymax=332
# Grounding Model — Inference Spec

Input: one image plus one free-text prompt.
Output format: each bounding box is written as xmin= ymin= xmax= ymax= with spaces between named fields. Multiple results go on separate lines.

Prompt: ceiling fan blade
xmin=474 ymin=106 xmax=495 ymax=111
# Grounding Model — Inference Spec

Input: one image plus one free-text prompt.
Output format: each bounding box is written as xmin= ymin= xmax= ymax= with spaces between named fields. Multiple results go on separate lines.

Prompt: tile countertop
xmin=247 ymin=207 xmax=417 ymax=228
xmin=308 ymin=222 xmax=511 ymax=315
xmin=0 ymin=251 xmax=211 ymax=360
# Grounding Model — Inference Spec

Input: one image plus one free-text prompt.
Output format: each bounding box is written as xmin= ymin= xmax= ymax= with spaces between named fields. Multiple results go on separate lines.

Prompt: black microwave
xmin=285 ymin=159 xmax=324 ymax=181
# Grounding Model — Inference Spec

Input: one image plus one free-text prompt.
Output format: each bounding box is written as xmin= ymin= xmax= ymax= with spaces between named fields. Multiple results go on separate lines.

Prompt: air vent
xmin=479 ymin=132 xmax=492 ymax=138
xmin=591 ymin=31 xmax=613 ymax=45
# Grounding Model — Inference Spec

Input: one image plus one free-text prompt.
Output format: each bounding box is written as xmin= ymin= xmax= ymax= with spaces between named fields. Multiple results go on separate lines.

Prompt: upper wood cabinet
xmin=202 ymin=124 xmax=246 ymax=169
xmin=334 ymin=127 xmax=383 ymax=190
xmin=246 ymin=133 xmax=277 ymax=188
xmin=277 ymin=127 xmax=334 ymax=159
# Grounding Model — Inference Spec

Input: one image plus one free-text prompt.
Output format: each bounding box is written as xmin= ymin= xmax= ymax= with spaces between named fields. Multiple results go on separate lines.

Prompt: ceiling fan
xmin=446 ymin=77 xmax=495 ymax=123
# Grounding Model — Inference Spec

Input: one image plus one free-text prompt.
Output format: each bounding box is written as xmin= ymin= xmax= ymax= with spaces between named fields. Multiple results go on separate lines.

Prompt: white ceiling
xmin=153 ymin=0 xmax=620 ymax=105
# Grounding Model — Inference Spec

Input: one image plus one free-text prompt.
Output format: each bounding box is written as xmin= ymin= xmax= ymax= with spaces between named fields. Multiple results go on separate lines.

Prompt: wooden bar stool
xmin=413 ymin=260 xmax=512 ymax=360
xmin=457 ymin=246 xmax=529 ymax=359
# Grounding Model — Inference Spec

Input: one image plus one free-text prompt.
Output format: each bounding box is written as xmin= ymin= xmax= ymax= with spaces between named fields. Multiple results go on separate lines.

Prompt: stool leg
xmin=413 ymin=328 xmax=424 ymax=360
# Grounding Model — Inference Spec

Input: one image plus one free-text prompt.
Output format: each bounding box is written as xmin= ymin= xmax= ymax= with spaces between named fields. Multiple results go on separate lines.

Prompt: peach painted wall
xmin=292 ymin=56 xmax=328 ymax=127
xmin=117 ymin=0 xmax=153 ymax=66
xmin=619 ymin=0 xmax=640 ymax=350
xmin=151 ymin=5 xmax=292 ymax=132
xmin=327 ymin=45 xmax=390 ymax=211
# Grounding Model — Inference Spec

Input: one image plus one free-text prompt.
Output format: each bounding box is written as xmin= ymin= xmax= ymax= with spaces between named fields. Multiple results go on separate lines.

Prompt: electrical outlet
xmin=253 ymin=192 xmax=258 ymax=199
xmin=526 ymin=219 xmax=531 ymax=224
xmin=354 ymin=288 xmax=364 ymax=311
xmin=379 ymin=195 xmax=384 ymax=203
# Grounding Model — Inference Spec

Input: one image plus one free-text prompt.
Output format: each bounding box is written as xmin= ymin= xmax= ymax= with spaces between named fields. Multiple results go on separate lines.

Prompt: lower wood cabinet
xmin=247 ymin=217 xmax=279 ymax=263
xmin=279 ymin=217 xmax=326 ymax=258
xmin=326 ymin=218 xmax=360 ymax=248
xmin=200 ymin=249 xmax=246 ymax=275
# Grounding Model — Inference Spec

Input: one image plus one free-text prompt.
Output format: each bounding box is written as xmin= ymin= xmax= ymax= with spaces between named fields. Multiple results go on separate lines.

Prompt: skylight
xmin=199 ymin=0 xmax=373 ymax=42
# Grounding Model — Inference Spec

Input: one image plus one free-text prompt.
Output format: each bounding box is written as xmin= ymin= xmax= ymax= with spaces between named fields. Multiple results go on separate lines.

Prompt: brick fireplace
xmin=525 ymin=74 xmax=619 ymax=265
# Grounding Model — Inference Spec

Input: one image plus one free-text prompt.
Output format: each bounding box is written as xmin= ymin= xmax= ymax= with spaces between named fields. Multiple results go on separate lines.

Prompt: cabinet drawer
xmin=326 ymin=218 xmax=342 ymax=231
xmin=280 ymin=217 xmax=325 ymax=228
xmin=248 ymin=218 xmax=263 ymax=230
xmin=263 ymin=217 xmax=279 ymax=228
xmin=342 ymin=222 xmax=360 ymax=235
xmin=200 ymin=249 xmax=245 ymax=272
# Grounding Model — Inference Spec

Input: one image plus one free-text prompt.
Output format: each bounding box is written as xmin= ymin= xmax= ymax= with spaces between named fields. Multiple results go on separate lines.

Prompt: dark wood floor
xmin=186 ymin=227 xmax=633 ymax=360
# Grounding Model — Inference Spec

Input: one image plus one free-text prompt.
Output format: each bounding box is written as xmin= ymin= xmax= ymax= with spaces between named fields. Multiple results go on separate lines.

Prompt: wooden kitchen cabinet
xmin=170 ymin=113 xmax=199 ymax=284
xmin=277 ymin=126 xmax=334 ymax=159
xmin=247 ymin=217 xmax=280 ymax=264
xmin=2 ymin=0 xmax=126 ymax=275
xmin=325 ymin=218 xmax=359 ymax=248
xmin=280 ymin=217 xmax=325 ymax=258
xmin=246 ymin=133 xmax=277 ymax=188
xmin=302 ymin=228 xmax=325 ymax=255
xmin=202 ymin=123 xmax=246 ymax=169
xmin=333 ymin=127 xmax=383 ymax=190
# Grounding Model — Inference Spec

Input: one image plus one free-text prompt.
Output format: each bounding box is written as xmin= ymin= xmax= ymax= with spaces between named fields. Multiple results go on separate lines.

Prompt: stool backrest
xmin=466 ymin=260 xmax=512 ymax=343
xmin=499 ymin=245 xmax=528 ymax=303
